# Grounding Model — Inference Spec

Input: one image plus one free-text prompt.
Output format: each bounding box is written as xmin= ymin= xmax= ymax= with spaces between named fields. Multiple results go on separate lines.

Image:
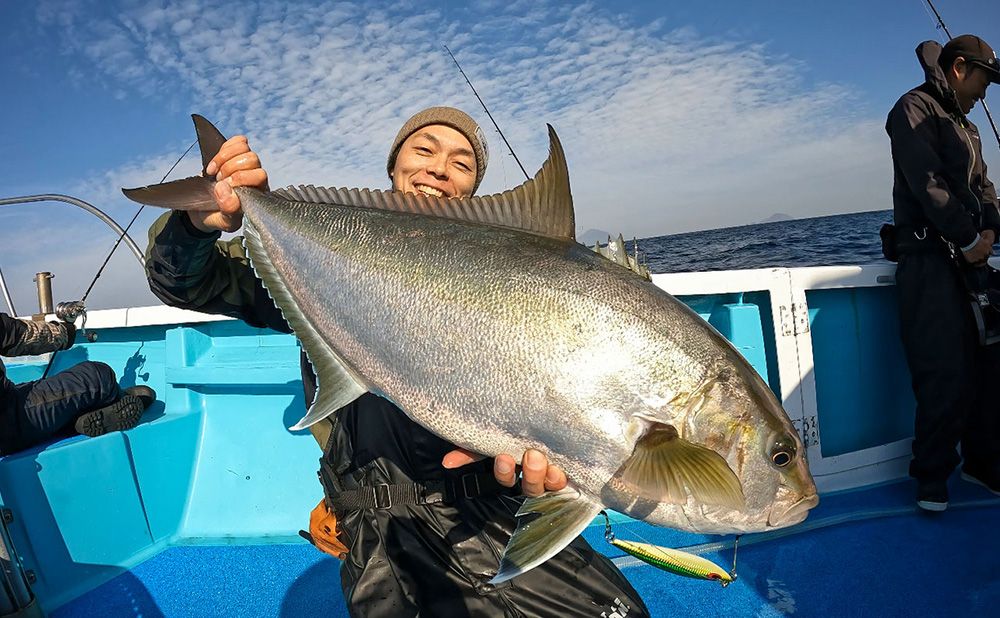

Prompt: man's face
xmin=950 ymin=59 xmax=992 ymax=114
xmin=391 ymin=124 xmax=477 ymax=198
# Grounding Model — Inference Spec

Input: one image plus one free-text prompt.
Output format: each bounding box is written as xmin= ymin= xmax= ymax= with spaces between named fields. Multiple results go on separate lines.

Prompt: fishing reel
xmin=55 ymin=300 xmax=97 ymax=342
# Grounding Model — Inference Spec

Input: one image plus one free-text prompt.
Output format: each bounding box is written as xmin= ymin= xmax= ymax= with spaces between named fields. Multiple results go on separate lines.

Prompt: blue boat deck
xmin=52 ymin=478 xmax=1000 ymax=617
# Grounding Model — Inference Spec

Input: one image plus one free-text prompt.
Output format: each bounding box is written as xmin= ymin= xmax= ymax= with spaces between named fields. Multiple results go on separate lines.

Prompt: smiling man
xmin=145 ymin=106 xmax=648 ymax=617
xmin=885 ymin=35 xmax=1000 ymax=513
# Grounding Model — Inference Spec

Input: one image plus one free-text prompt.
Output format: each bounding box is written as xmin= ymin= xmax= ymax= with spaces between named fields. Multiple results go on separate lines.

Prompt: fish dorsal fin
xmin=241 ymin=219 xmax=368 ymax=430
xmin=272 ymin=125 xmax=575 ymax=240
xmin=620 ymin=423 xmax=745 ymax=510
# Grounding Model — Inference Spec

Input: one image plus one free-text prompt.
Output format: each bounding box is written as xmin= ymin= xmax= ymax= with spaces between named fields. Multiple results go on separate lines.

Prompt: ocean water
xmin=635 ymin=209 xmax=891 ymax=274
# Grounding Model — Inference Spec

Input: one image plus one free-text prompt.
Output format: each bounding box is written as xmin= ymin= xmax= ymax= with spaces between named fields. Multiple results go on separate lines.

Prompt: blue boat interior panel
xmin=37 ymin=435 xmax=153 ymax=563
xmin=676 ymin=292 xmax=776 ymax=391
xmin=806 ymin=287 xmax=915 ymax=456
xmin=125 ymin=414 xmax=200 ymax=543
xmin=178 ymin=388 xmax=320 ymax=541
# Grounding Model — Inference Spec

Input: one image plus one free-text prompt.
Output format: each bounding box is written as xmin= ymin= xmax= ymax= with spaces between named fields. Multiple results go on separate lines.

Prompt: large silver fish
xmin=125 ymin=115 xmax=818 ymax=583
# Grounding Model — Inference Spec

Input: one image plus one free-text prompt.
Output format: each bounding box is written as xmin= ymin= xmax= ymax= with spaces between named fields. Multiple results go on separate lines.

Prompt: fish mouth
xmin=767 ymin=492 xmax=819 ymax=527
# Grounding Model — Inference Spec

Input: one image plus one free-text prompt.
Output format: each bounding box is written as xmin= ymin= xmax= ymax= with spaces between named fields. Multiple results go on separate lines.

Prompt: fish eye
xmin=768 ymin=435 xmax=797 ymax=468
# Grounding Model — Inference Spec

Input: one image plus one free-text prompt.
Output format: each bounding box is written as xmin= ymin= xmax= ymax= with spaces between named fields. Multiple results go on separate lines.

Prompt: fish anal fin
xmin=490 ymin=488 xmax=602 ymax=584
xmin=241 ymin=220 xmax=367 ymax=431
xmin=620 ymin=423 xmax=745 ymax=510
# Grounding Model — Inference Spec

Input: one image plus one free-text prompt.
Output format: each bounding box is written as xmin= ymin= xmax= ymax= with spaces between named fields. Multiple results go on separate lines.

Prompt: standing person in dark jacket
xmin=145 ymin=107 xmax=649 ymax=617
xmin=0 ymin=313 xmax=154 ymax=454
xmin=886 ymin=35 xmax=1000 ymax=511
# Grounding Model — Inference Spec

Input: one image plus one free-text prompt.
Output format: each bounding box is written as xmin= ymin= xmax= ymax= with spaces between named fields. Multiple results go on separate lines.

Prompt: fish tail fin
xmin=121 ymin=114 xmax=228 ymax=211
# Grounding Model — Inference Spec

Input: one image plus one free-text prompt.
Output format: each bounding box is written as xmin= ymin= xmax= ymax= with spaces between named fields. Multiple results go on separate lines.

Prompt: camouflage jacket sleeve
xmin=0 ymin=313 xmax=69 ymax=356
xmin=145 ymin=211 xmax=291 ymax=333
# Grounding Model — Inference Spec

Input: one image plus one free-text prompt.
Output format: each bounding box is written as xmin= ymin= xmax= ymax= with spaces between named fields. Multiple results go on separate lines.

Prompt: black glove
xmin=59 ymin=321 xmax=76 ymax=349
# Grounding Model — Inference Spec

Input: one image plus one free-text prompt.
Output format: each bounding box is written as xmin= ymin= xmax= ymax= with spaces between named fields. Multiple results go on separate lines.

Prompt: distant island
xmin=760 ymin=213 xmax=794 ymax=224
xmin=577 ymin=228 xmax=612 ymax=246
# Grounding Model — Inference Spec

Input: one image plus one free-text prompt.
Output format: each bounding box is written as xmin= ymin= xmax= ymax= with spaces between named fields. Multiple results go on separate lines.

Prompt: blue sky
xmin=1 ymin=0 xmax=999 ymax=310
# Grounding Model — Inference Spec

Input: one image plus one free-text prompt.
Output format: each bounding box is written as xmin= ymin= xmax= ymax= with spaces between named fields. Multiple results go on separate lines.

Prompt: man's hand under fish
xmin=200 ymin=134 xmax=568 ymax=498
xmin=442 ymin=448 xmax=569 ymax=496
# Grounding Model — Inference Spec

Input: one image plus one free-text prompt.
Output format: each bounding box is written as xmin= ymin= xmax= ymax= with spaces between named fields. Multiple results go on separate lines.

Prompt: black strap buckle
xmin=373 ymin=483 xmax=392 ymax=509
xmin=461 ymin=473 xmax=481 ymax=499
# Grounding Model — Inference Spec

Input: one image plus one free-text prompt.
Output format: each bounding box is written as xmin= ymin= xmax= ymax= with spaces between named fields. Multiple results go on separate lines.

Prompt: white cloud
xmin=16 ymin=0 xmax=904 ymax=309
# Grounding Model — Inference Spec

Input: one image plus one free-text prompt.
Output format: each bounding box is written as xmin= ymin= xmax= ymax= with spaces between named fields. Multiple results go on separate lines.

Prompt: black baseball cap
xmin=942 ymin=34 xmax=1000 ymax=84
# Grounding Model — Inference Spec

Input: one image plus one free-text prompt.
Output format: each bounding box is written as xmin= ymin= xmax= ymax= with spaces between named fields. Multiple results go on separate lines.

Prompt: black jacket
xmin=886 ymin=40 xmax=1000 ymax=247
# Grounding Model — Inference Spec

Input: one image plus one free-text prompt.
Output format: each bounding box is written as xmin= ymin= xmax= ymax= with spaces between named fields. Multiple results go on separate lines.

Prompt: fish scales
xmin=242 ymin=190 xmax=720 ymax=495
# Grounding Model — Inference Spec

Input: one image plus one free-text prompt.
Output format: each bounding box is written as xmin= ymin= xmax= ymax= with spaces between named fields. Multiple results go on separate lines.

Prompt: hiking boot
xmin=124 ymin=385 xmax=156 ymax=409
xmin=916 ymin=479 xmax=948 ymax=512
xmin=74 ymin=386 xmax=156 ymax=438
xmin=961 ymin=468 xmax=1000 ymax=497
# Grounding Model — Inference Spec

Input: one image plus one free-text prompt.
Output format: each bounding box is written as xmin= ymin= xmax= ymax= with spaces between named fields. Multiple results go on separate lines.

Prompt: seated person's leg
xmin=7 ymin=361 xmax=136 ymax=452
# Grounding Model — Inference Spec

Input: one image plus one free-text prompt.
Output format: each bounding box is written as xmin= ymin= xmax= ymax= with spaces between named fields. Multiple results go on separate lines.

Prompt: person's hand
xmin=188 ymin=135 xmax=269 ymax=233
xmin=963 ymin=232 xmax=994 ymax=266
xmin=442 ymin=448 xmax=568 ymax=497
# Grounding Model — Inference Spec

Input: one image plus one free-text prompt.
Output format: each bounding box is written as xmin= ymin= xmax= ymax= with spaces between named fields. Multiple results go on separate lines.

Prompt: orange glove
xmin=301 ymin=499 xmax=348 ymax=559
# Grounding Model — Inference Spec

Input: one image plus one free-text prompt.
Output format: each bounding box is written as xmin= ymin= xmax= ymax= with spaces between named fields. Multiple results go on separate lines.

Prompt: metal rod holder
xmin=32 ymin=272 xmax=54 ymax=317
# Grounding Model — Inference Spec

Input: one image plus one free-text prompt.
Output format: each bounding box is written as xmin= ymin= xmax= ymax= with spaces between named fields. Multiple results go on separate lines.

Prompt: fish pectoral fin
xmin=620 ymin=423 xmax=745 ymax=510
xmin=240 ymin=221 xmax=368 ymax=431
xmin=490 ymin=488 xmax=602 ymax=585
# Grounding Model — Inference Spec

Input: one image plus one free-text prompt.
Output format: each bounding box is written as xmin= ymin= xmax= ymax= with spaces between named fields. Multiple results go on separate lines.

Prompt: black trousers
xmin=0 ymin=361 xmax=119 ymax=454
xmin=896 ymin=252 xmax=1000 ymax=481
xmin=325 ymin=394 xmax=649 ymax=618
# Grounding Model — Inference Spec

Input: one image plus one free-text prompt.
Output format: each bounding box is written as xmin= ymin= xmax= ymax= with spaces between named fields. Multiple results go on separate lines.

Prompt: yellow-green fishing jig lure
xmin=602 ymin=512 xmax=738 ymax=586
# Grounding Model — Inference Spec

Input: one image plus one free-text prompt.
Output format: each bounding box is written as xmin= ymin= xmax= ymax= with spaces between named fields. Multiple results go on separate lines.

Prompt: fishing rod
xmin=40 ymin=138 xmax=197 ymax=379
xmin=443 ymin=44 xmax=530 ymax=181
xmin=924 ymin=0 xmax=1000 ymax=150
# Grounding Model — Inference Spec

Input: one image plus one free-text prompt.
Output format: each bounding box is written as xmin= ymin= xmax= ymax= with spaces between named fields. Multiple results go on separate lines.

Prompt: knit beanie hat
xmin=386 ymin=106 xmax=489 ymax=194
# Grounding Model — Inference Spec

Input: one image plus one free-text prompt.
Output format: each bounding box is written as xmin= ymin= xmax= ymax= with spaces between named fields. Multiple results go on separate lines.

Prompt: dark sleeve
xmin=981 ymin=161 xmax=1000 ymax=237
xmin=887 ymin=95 xmax=979 ymax=247
xmin=0 ymin=313 xmax=69 ymax=356
xmin=0 ymin=313 xmax=27 ymax=355
xmin=145 ymin=211 xmax=291 ymax=333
